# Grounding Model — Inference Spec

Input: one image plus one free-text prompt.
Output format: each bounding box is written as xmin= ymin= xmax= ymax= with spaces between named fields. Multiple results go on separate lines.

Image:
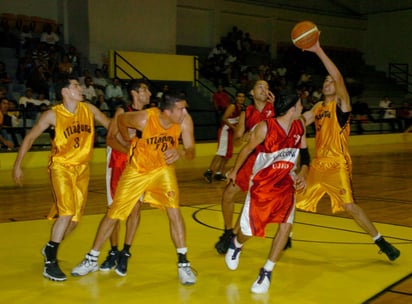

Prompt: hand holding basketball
xmin=291 ymin=21 xmax=320 ymax=50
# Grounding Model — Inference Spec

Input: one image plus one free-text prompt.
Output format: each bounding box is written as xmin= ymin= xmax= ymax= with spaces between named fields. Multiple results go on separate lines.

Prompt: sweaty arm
xmin=106 ymin=107 xmax=129 ymax=154
xmin=117 ymin=111 xmax=147 ymax=142
xmin=13 ymin=110 xmax=55 ymax=185
xmin=178 ymin=114 xmax=196 ymax=161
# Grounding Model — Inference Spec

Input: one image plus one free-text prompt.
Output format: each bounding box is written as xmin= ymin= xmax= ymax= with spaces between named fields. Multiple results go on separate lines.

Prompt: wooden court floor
xmin=0 ymin=141 xmax=412 ymax=303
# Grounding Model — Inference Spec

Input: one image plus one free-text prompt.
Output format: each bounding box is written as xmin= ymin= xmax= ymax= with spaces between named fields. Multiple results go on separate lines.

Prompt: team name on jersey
xmin=272 ymin=148 xmax=297 ymax=162
xmin=146 ymin=135 xmax=176 ymax=151
xmin=63 ymin=123 xmax=92 ymax=139
xmin=315 ymin=110 xmax=331 ymax=120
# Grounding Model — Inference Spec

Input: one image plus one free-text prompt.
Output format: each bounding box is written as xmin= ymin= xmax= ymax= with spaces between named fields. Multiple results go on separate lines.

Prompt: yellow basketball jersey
xmin=50 ymin=102 xmax=95 ymax=164
xmin=129 ymin=107 xmax=181 ymax=173
xmin=312 ymin=100 xmax=351 ymax=167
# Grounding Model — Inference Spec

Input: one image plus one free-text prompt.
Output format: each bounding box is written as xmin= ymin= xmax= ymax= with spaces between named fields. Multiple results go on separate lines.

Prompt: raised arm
xmin=13 ymin=110 xmax=55 ymax=185
xmin=306 ymin=40 xmax=351 ymax=112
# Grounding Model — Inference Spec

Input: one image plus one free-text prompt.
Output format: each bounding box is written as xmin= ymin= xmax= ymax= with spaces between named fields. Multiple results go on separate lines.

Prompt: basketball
xmin=291 ymin=21 xmax=320 ymax=49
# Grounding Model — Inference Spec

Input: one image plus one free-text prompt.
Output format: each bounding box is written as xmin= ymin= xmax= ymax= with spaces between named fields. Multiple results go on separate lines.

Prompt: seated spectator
xmin=96 ymin=94 xmax=110 ymax=112
xmin=57 ymin=54 xmax=74 ymax=79
xmin=105 ymin=77 xmax=125 ymax=112
xmin=18 ymin=88 xmax=41 ymax=127
xmin=378 ymin=96 xmax=392 ymax=120
xmin=40 ymin=23 xmax=60 ymax=51
xmin=67 ymin=45 xmax=81 ymax=76
xmin=0 ymin=97 xmax=15 ymax=150
xmin=26 ymin=65 xmax=50 ymax=99
xmin=81 ymin=76 xmax=97 ymax=104
xmin=382 ymin=102 xmax=400 ymax=132
xmin=32 ymin=42 xmax=50 ymax=71
xmin=16 ymin=24 xmax=33 ymax=57
xmin=92 ymin=68 xmax=109 ymax=96
xmin=36 ymin=93 xmax=51 ymax=111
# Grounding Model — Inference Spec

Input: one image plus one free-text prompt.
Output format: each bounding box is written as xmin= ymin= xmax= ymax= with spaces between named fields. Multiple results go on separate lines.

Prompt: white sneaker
xmin=225 ymin=242 xmax=242 ymax=270
xmin=250 ymin=268 xmax=272 ymax=294
xmin=71 ymin=254 xmax=99 ymax=276
xmin=178 ymin=262 xmax=197 ymax=285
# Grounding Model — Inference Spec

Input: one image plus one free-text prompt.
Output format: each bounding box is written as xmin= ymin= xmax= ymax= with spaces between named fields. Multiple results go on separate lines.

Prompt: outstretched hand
xmin=13 ymin=167 xmax=24 ymax=186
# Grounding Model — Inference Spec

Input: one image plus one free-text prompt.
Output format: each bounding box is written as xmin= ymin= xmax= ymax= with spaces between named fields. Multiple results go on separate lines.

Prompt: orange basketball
xmin=291 ymin=21 xmax=320 ymax=49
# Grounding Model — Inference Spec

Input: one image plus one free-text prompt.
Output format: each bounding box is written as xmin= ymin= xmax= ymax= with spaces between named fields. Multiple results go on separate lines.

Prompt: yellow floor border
xmin=1 ymin=133 xmax=411 ymax=171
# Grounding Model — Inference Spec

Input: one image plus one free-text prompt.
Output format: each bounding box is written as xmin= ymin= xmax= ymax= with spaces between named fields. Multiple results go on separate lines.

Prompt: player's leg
xmin=215 ymin=183 xmax=241 ymax=254
xmin=115 ymin=201 xmax=142 ymax=276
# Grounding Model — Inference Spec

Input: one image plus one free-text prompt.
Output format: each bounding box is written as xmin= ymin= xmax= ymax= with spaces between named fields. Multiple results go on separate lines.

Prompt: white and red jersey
xmin=240 ymin=118 xmax=305 ymax=237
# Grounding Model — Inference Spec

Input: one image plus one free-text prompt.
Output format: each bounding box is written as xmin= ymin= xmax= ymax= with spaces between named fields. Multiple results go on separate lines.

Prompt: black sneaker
xmin=115 ymin=250 xmax=131 ymax=277
xmin=375 ymin=237 xmax=400 ymax=261
xmin=214 ymin=173 xmax=227 ymax=181
xmin=283 ymin=236 xmax=292 ymax=251
xmin=99 ymin=249 xmax=119 ymax=271
xmin=215 ymin=229 xmax=235 ymax=254
xmin=203 ymin=170 xmax=213 ymax=183
xmin=43 ymin=259 xmax=67 ymax=282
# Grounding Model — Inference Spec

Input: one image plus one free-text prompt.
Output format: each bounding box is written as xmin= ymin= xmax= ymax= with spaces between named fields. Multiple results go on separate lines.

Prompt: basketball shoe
xmin=71 ymin=254 xmax=99 ymax=276
xmin=214 ymin=173 xmax=227 ymax=181
xmin=375 ymin=237 xmax=400 ymax=261
xmin=42 ymin=245 xmax=67 ymax=282
xmin=178 ymin=262 xmax=197 ymax=285
xmin=225 ymin=239 xmax=242 ymax=270
xmin=115 ymin=250 xmax=131 ymax=277
xmin=99 ymin=249 xmax=119 ymax=271
xmin=215 ymin=229 xmax=235 ymax=254
xmin=203 ymin=170 xmax=213 ymax=183
xmin=251 ymin=268 xmax=272 ymax=294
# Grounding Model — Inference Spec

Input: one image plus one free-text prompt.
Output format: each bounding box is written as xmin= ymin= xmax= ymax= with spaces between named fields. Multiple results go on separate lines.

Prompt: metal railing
xmin=388 ymin=63 xmax=411 ymax=94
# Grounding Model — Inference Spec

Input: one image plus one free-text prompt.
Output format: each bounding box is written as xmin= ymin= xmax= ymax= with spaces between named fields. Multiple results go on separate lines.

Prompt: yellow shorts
xmin=108 ymin=165 xmax=179 ymax=220
xmin=47 ymin=162 xmax=90 ymax=222
xmin=296 ymin=159 xmax=353 ymax=213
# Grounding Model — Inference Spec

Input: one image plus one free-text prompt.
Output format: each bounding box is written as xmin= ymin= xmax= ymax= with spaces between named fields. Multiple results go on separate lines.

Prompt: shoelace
xmin=231 ymin=247 xmax=241 ymax=260
xmin=179 ymin=263 xmax=198 ymax=276
xmin=257 ymin=269 xmax=271 ymax=284
xmin=82 ymin=254 xmax=97 ymax=266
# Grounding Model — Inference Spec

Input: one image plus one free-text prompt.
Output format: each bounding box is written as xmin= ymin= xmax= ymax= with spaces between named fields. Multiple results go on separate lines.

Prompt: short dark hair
xmin=55 ymin=76 xmax=78 ymax=100
xmin=159 ymin=90 xmax=187 ymax=111
xmin=128 ymin=79 xmax=148 ymax=96
xmin=275 ymin=94 xmax=300 ymax=117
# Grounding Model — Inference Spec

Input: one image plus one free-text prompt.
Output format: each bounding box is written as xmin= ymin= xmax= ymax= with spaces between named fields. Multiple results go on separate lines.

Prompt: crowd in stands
xmin=1 ymin=18 xmax=412 ymax=150
xmin=201 ymin=25 xmax=412 ymax=138
xmin=0 ymin=14 xmax=155 ymax=150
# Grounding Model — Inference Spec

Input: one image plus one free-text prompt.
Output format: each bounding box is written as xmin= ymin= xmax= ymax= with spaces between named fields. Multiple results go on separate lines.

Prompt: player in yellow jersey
xmin=296 ymin=38 xmax=400 ymax=261
xmin=12 ymin=76 xmax=111 ymax=282
xmin=72 ymin=91 xmax=198 ymax=285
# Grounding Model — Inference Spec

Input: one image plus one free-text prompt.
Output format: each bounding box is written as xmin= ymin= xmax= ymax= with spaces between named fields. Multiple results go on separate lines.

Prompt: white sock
xmin=89 ymin=249 xmax=100 ymax=257
xmin=234 ymin=237 xmax=243 ymax=248
xmin=263 ymin=259 xmax=275 ymax=272
xmin=177 ymin=247 xmax=188 ymax=255
xmin=372 ymin=233 xmax=382 ymax=242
